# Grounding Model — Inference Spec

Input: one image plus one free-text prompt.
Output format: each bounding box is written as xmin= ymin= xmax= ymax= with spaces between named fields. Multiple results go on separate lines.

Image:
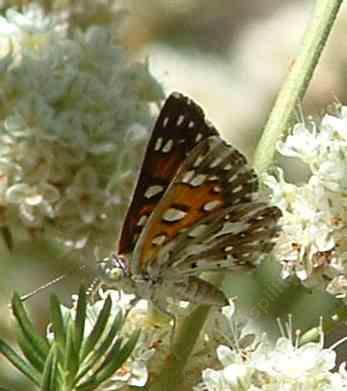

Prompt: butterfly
xmin=97 ymin=92 xmax=281 ymax=315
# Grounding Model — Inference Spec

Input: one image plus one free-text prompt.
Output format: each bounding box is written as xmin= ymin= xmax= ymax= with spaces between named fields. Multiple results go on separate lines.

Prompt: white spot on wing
xmin=210 ymin=157 xmax=223 ymax=168
xmin=224 ymin=163 xmax=233 ymax=170
xmin=195 ymin=133 xmax=203 ymax=142
xmin=152 ymin=234 xmax=167 ymax=246
xmin=162 ymin=139 xmax=174 ymax=153
xmin=193 ymin=155 xmax=204 ymax=167
xmin=182 ymin=170 xmax=195 ymax=184
xmin=203 ymin=200 xmax=222 ymax=212
xmin=188 ymin=121 xmax=195 ymax=128
xmin=137 ymin=215 xmax=148 ymax=226
xmin=163 ymin=208 xmax=187 ymax=222
xmin=232 ymin=185 xmax=243 ymax=193
xmin=213 ymin=185 xmax=222 ymax=193
xmin=190 ymin=174 xmax=207 ymax=187
xmin=163 ymin=117 xmax=169 ymax=127
xmin=177 ymin=115 xmax=185 ymax=126
xmin=228 ymin=173 xmax=238 ymax=183
xmin=154 ymin=137 xmax=163 ymax=151
xmin=145 ymin=185 xmax=164 ymax=199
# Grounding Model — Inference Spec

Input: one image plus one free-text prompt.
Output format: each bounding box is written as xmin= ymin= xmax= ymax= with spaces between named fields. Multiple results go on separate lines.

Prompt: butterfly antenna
xmin=20 ymin=265 xmax=87 ymax=302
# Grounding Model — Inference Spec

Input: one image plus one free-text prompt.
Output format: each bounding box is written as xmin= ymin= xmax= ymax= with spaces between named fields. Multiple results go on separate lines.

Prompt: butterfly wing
xmin=133 ymin=135 xmax=271 ymax=274
xmin=166 ymin=202 xmax=281 ymax=276
xmin=118 ymin=92 xmax=217 ymax=255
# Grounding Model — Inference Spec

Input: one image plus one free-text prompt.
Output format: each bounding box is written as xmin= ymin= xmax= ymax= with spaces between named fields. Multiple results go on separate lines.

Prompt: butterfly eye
xmin=109 ymin=267 xmax=124 ymax=282
xmin=97 ymin=255 xmax=127 ymax=284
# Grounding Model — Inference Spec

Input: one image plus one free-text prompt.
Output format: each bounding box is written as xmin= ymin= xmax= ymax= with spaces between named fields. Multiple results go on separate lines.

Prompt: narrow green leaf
xmin=11 ymin=293 xmax=49 ymax=359
xmin=50 ymin=294 xmax=66 ymax=347
xmin=92 ymin=330 xmax=140 ymax=385
xmin=74 ymin=286 xmax=87 ymax=355
xmin=0 ymin=339 xmax=41 ymax=386
xmin=16 ymin=325 xmax=45 ymax=372
xmin=80 ymin=295 xmax=112 ymax=360
xmin=49 ymin=345 xmax=60 ymax=391
xmin=75 ymin=312 xmax=123 ymax=385
xmin=78 ymin=331 xmax=140 ymax=390
xmin=76 ymin=339 xmax=122 ymax=391
xmin=64 ymin=321 xmax=80 ymax=387
xmin=75 ymin=382 xmax=97 ymax=391
xmin=41 ymin=345 xmax=58 ymax=391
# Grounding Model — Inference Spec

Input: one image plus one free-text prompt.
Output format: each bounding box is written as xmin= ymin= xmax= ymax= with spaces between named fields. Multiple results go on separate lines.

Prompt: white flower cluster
xmin=195 ymin=306 xmax=347 ymax=391
xmin=264 ymin=109 xmax=347 ymax=300
xmin=0 ymin=5 xmax=163 ymax=257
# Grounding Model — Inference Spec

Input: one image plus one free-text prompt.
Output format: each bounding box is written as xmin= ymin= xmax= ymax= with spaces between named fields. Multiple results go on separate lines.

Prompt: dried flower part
xmin=265 ymin=107 xmax=347 ymax=301
xmin=0 ymin=5 xmax=163 ymax=256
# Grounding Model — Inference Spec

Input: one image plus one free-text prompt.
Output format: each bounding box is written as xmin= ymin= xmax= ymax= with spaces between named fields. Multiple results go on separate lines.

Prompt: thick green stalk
xmin=253 ymin=0 xmax=343 ymax=173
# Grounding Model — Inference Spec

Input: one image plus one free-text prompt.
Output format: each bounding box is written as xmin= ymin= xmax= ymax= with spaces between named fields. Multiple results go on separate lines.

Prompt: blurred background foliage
xmin=0 ymin=0 xmax=346 ymax=389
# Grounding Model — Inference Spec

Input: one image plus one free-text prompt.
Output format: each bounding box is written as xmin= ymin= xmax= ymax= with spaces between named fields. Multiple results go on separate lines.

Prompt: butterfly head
xmin=97 ymin=254 xmax=132 ymax=290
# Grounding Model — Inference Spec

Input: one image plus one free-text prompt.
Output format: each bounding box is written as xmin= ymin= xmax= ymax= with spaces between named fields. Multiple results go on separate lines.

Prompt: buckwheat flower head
xmin=195 ymin=307 xmax=347 ymax=391
xmin=264 ymin=108 xmax=347 ymax=301
xmin=0 ymin=5 xmax=163 ymax=257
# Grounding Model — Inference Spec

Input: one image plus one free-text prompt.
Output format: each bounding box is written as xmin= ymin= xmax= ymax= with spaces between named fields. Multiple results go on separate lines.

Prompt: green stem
xmin=253 ymin=0 xmax=343 ymax=173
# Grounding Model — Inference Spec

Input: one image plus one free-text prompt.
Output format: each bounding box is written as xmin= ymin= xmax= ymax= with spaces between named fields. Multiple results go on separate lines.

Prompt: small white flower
xmin=265 ymin=107 xmax=347 ymax=301
xmin=197 ymin=310 xmax=347 ymax=391
xmin=0 ymin=5 xmax=163 ymax=256
xmin=277 ymin=121 xmax=320 ymax=164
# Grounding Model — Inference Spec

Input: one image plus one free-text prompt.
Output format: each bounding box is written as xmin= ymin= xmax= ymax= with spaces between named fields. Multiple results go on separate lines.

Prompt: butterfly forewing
xmin=118 ymin=92 xmax=217 ymax=255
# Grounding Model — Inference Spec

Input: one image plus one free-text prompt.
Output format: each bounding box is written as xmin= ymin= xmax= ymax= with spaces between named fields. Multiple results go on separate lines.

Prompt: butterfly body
xmin=98 ymin=92 xmax=281 ymax=311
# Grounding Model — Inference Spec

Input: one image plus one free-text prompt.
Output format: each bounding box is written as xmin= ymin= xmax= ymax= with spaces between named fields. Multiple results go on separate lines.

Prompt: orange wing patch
xmin=140 ymin=181 xmax=225 ymax=265
xmin=137 ymin=136 xmax=258 ymax=270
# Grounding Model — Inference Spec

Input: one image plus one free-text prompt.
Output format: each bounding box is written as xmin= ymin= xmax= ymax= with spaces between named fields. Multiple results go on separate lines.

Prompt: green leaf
xmin=15 ymin=325 xmax=45 ymax=372
xmin=73 ymin=286 xmax=87 ymax=355
xmin=80 ymin=295 xmax=112 ymax=360
xmin=77 ymin=338 xmax=123 ymax=391
xmin=0 ymin=338 xmax=41 ymax=386
xmin=49 ymin=345 xmax=60 ymax=391
xmin=64 ymin=321 xmax=80 ymax=387
xmin=11 ymin=293 xmax=49 ymax=359
xmin=75 ymin=312 xmax=123 ymax=386
xmin=41 ymin=344 xmax=59 ymax=391
xmin=90 ymin=329 xmax=140 ymax=386
xmin=50 ymin=294 xmax=66 ymax=348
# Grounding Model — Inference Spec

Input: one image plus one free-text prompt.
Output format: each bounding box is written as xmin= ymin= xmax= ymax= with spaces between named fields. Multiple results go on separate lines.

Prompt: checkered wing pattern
xmin=118 ymin=93 xmax=217 ymax=255
xmin=133 ymin=134 xmax=281 ymax=275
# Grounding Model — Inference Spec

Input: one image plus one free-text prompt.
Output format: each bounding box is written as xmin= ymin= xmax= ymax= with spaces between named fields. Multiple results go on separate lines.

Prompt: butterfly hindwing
xmin=133 ymin=135 xmax=263 ymax=272
xmin=168 ymin=202 xmax=281 ymax=276
xmin=118 ymin=93 xmax=217 ymax=255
